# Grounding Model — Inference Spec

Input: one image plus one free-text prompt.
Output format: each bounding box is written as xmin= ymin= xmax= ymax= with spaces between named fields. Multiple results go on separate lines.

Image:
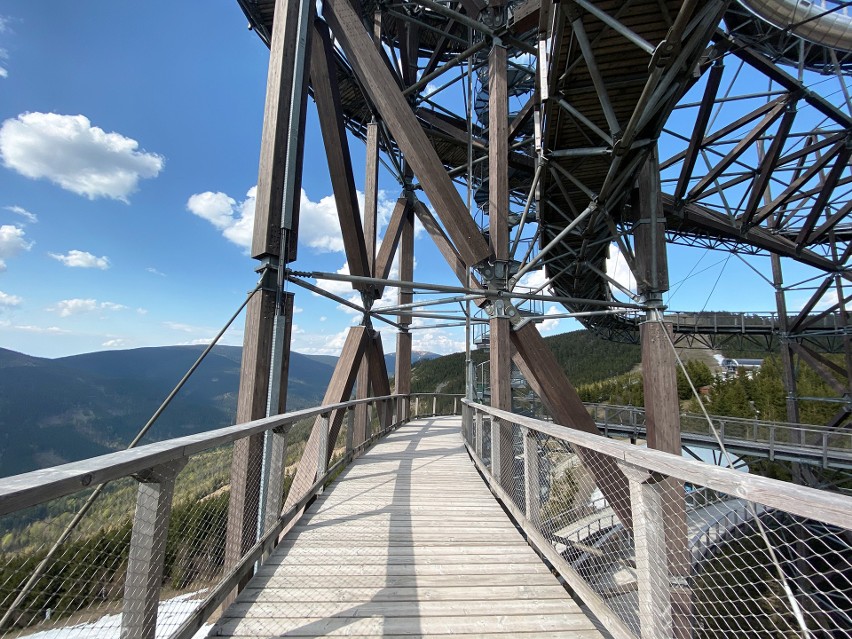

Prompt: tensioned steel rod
xmin=556 ymin=98 xmax=612 ymax=144
xmin=512 ymin=205 xmax=594 ymax=286
xmin=286 ymin=275 xmax=403 ymax=329
xmin=289 ymin=268 xmax=647 ymax=308
xmin=0 ymin=281 xmax=262 ymax=631
xmin=569 ymin=14 xmax=621 ymax=135
xmin=510 ymin=161 xmax=543 ymax=259
xmin=375 ymin=293 xmax=480 ymax=314
xmin=572 ymin=0 xmax=656 ymax=55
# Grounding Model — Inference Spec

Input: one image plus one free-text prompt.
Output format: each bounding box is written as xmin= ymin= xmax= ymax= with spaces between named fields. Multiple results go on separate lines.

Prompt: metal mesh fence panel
xmin=462 ymin=403 xmax=852 ymax=639
xmin=0 ymin=477 xmax=138 ymax=638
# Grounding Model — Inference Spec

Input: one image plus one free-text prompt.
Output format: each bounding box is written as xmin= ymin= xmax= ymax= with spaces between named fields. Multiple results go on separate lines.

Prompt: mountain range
xmin=0 ymin=345 xmax=438 ymax=478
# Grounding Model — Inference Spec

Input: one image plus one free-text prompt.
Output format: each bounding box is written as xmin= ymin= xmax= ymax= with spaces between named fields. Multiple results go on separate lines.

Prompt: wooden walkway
xmin=212 ymin=417 xmax=603 ymax=638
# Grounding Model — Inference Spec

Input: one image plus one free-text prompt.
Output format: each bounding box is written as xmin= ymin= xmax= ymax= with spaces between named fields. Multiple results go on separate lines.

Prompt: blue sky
xmin=0 ymin=2 xmax=842 ymax=359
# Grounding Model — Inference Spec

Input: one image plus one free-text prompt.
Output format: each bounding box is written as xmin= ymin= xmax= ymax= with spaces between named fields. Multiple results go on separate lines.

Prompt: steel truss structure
xmin=227 ymin=0 xmax=852 ymax=570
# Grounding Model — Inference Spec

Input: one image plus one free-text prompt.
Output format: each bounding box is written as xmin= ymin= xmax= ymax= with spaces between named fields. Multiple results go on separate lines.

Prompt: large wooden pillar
xmin=355 ymin=121 xmax=379 ymax=446
xmin=634 ymin=146 xmax=690 ymax=639
xmin=395 ymin=195 xmax=415 ymax=421
xmin=487 ymin=43 xmax=514 ymax=493
xmin=225 ymin=0 xmax=311 ymax=586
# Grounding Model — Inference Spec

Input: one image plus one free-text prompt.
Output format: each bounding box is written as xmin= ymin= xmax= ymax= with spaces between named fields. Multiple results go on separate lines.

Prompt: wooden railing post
xmin=522 ymin=426 xmax=540 ymax=525
xmin=346 ymin=407 xmax=354 ymax=456
xmin=491 ymin=414 xmax=502 ymax=481
xmin=619 ymin=462 xmax=673 ymax=639
xmin=475 ymin=409 xmax=484 ymax=459
xmin=414 ymin=396 xmax=419 ymax=417
xmin=317 ymin=412 xmax=330 ymax=493
xmin=121 ymin=460 xmax=187 ymax=639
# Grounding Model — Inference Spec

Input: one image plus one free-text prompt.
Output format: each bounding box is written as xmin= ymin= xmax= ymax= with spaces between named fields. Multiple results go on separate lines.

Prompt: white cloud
xmin=0 ymin=112 xmax=164 ymax=201
xmin=164 ymin=321 xmax=211 ymax=334
xmin=4 ymin=205 xmax=37 ymax=223
xmin=186 ymin=187 xmax=255 ymax=250
xmin=538 ymin=305 xmax=562 ymax=333
xmin=410 ymin=322 xmax=465 ymax=355
xmin=605 ymin=242 xmax=636 ymax=297
xmin=13 ymin=324 xmax=69 ymax=334
xmin=0 ymin=290 xmax=21 ymax=307
xmin=49 ymin=249 xmax=110 ymax=269
xmin=102 ymin=338 xmax=127 ymax=348
xmin=48 ymin=298 xmax=127 ymax=317
xmin=136 ymin=307 xmax=148 ymax=315
xmin=146 ymin=267 xmax=166 ymax=277
xmin=187 ymin=186 xmax=397 ymax=253
xmin=0 ymin=224 xmax=32 ymax=270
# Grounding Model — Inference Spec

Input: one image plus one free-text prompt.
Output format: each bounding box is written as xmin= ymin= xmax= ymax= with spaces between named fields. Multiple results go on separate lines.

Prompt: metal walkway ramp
xmin=211 ymin=417 xmax=603 ymax=638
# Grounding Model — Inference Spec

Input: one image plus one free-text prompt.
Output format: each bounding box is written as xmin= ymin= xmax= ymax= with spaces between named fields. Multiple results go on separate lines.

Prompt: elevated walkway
xmin=212 ymin=417 xmax=604 ymax=638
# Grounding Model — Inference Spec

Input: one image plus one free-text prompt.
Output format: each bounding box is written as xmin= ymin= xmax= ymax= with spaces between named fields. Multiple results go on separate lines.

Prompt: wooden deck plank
xmin=211 ymin=417 xmax=603 ymax=639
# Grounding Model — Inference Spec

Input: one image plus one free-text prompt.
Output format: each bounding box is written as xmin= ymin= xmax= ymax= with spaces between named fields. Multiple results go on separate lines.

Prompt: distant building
xmin=720 ymin=358 xmax=763 ymax=376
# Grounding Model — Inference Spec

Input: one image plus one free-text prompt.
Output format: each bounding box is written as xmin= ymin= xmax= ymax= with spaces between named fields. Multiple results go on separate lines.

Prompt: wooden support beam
xmin=411 ymin=200 xmax=469 ymax=286
xmin=225 ymin=287 xmax=280 ymax=576
xmin=366 ymin=331 xmax=393 ymax=430
xmin=284 ymin=327 xmax=369 ymax=510
xmin=311 ymin=19 xmax=371 ymax=284
xmin=323 ymin=0 xmax=491 ymax=268
xmin=396 ymin=199 xmax=415 ymax=423
xmin=673 ymin=62 xmax=722 ymax=203
xmin=354 ymin=355 xmax=370 ymax=449
xmin=789 ymin=342 xmax=849 ymax=396
xmin=634 ymin=147 xmax=669 ymax=296
xmin=490 ymin=318 xmax=514 ymax=489
xmin=375 ymin=198 xmax=409 ymax=287
xmin=741 ymin=106 xmax=796 ymax=228
xmin=687 ymin=99 xmax=788 ymax=201
xmin=251 ymin=0 xmax=313 ymax=260
xmin=510 ymin=323 xmax=632 ymax=529
xmin=364 ymin=121 xmax=380 ymax=274
xmin=489 ymin=44 xmax=509 ymax=262
xmin=395 ymin=330 xmax=412 ymax=422
xmin=488 ymin=44 xmax=514 ymax=493
xmin=398 ymin=203 xmax=415 ymax=326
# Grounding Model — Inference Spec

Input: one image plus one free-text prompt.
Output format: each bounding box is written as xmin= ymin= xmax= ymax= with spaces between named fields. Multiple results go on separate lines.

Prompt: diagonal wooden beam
xmin=750 ymin=139 xmax=845 ymax=229
xmin=323 ymin=0 xmax=491 ymax=268
xmin=510 ymin=323 xmax=633 ymax=529
xmin=789 ymin=276 xmax=834 ymax=334
xmin=411 ymin=200 xmax=469 ymax=287
xmin=375 ymin=198 xmax=409 ymax=291
xmin=789 ymin=342 xmax=848 ymax=396
xmin=687 ymin=99 xmax=787 ymax=201
xmin=311 ymin=19 xmax=371 ymax=285
xmin=364 ymin=121 xmax=380 ymax=274
xmin=674 ymin=62 xmax=723 ymax=202
xmin=366 ymin=331 xmax=393 ymax=430
xmin=795 ymin=142 xmax=852 ymax=248
xmin=508 ymin=94 xmax=535 ymax=141
xmin=284 ymin=326 xmax=369 ymax=510
xmin=740 ymin=106 xmax=796 ymax=228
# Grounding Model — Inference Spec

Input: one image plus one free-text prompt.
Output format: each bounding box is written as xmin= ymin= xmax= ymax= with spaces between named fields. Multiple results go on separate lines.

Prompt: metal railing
xmin=586 ymin=402 xmax=852 ymax=468
xmin=462 ymin=399 xmax=852 ymax=639
xmin=0 ymin=393 xmax=456 ymax=639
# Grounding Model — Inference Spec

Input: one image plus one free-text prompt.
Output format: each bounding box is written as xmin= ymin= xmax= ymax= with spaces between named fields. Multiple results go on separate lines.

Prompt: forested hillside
xmin=411 ymin=329 xmax=642 ymax=394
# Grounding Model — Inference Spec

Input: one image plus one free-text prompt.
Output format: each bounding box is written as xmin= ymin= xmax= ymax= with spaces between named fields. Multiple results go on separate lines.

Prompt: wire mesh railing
xmin=0 ymin=393 xmax=415 ymax=639
xmin=462 ymin=399 xmax=852 ymax=639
